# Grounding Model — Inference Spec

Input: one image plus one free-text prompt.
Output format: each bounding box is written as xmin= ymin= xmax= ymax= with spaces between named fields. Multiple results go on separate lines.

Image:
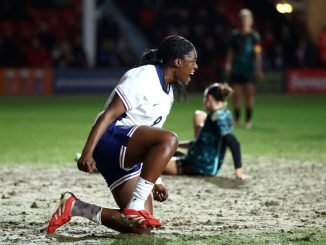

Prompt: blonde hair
xmin=239 ymin=8 xmax=253 ymax=18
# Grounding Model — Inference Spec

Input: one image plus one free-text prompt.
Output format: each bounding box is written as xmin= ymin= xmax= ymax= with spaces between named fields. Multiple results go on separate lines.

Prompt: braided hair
xmin=137 ymin=35 xmax=196 ymax=101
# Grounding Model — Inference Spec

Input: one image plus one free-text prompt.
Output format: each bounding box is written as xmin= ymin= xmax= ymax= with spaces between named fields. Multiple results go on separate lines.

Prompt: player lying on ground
xmin=47 ymin=35 xmax=198 ymax=234
xmin=163 ymin=83 xmax=250 ymax=180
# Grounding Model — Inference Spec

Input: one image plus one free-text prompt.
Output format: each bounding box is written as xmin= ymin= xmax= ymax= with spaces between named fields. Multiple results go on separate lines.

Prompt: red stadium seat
xmin=17 ymin=21 xmax=35 ymax=40
xmin=0 ymin=21 xmax=16 ymax=37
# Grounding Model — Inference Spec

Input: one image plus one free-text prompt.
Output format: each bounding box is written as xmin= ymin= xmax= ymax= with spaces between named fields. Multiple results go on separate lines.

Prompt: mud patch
xmin=1 ymin=158 xmax=325 ymax=244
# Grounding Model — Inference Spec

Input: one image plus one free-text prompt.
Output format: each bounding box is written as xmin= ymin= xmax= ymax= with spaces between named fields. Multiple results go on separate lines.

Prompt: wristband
xmin=155 ymin=176 xmax=163 ymax=185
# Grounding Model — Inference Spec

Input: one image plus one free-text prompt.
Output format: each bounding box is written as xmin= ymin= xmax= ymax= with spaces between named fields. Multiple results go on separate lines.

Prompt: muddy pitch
xmin=1 ymin=158 xmax=325 ymax=244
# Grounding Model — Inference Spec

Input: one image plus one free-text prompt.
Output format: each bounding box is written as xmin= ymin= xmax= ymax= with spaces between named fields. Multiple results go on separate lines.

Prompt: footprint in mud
xmin=264 ymin=200 xmax=280 ymax=207
xmin=203 ymin=176 xmax=247 ymax=189
xmin=31 ymin=202 xmax=39 ymax=208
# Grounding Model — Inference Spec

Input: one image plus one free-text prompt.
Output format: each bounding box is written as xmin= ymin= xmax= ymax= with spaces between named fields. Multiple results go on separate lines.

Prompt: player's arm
xmin=223 ymin=133 xmax=251 ymax=180
xmin=78 ymin=94 xmax=126 ymax=173
xmin=253 ymin=34 xmax=264 ymax=81
xmin=224 ymin=48 xmax=233 ymax=81
xmin=222 ymin=133 xmax=242 ymax=170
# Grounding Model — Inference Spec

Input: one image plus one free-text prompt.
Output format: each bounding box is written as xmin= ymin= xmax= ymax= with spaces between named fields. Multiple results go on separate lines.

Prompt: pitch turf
xmin=1 ymin=93 xmax=325 ymax=165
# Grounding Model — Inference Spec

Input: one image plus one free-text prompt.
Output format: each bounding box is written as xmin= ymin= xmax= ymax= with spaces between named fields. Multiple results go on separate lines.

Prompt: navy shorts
xmin=93 ymin=122 xmax=142 ymax=190
xmin=230 ymin=74 xmax=255 ymax=85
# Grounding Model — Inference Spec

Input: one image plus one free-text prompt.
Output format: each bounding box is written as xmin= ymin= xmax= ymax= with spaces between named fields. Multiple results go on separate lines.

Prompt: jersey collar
xmin=155 ymin=64 xmax=170 ymax=94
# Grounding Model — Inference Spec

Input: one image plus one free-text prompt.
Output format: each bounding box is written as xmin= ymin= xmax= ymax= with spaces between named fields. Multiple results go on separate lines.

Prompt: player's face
xmin=176 ymin=49 xmax=198 ymax=85
xmin=203 ymin=94 xmax=213 ymax=112
xmin=241 ymin=15 xmax=253 ymax=30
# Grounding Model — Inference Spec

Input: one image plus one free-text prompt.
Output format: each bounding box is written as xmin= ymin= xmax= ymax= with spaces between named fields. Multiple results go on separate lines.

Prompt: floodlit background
xmin=0 ymin=0 xmax=325 ymax=94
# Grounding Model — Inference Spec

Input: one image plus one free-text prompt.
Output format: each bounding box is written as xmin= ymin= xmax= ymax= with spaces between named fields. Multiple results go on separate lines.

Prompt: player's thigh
xmin=111 ymin=176 xmax=153 ymax=212
xmin=124 ymin=125 xmax=178 ymax=168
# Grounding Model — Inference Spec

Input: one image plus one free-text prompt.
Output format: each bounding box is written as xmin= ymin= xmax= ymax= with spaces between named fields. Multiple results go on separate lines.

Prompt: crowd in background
xmin=0 ymin=0 xmax=85 ymax=68
xmin=0 ymin=0 xmax=324 ymax=73
xmin=116 ymin=0 xmax=322 ymax=72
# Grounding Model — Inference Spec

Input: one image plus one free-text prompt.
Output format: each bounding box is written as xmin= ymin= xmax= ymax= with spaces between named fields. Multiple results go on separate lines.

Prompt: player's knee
xmin=161 ymin=131 xmax=178 ymax=152
xmin=194 ymin=110 xmax=206 ymax=124
xmin=194 ymin=109 xmax=204 ymax=115
xmin=194 ymin=110 xmax=206 ymax=118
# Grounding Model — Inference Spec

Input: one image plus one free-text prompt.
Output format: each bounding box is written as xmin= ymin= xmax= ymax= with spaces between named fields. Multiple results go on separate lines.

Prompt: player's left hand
xmin=152 ymin=184 xmax=168 ymax=202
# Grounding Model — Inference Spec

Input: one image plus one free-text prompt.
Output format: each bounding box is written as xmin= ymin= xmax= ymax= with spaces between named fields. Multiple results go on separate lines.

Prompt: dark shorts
xmin=173 ymin=143 xmax=227 ymax=176
xmin=230 ymin=74 xmax=255 ymax=85
xmin=94 ymin=123 xmax=142 ymax=190
xmin=173 ymin=155 xmax=220 ymax=176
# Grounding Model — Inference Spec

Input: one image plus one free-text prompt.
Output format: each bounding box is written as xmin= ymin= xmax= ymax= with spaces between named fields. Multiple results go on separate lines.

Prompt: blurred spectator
xmin=52 ymin=37 xmax=86 ymax=68
xmin=30 ymin=0 xmax=71 ymax=9
xmin=71 ymin=36 xmax=87 ymax=67
xmin=0 ymin=31 xmax=26 ymax=67
xmin=137 ymin=0 xmax=161 ymax=32
xmin=0 ymin=0 xmax=28 ymax=20
xmin=36 ymin=22 xmax=55 ymax=50
xmin=97 ymin=39 xmax=122 ymax=67
xmin=272 ymin=44 xmax=284 ymax=70
xmin=52 ymin=40 xmax=75 ymax=67
xmin=97 ymin=13 xmax=121 ymax=43
xmin=279 ymin=25 xmax=297 ymax=67
xmin=0 ymin=0 xmax=321 ymax=71
xmin=116 ymin=36 xmax=137 ymax=67
xmin=294 ymin=37 xmax=318 ymax=67
xmin=25 ymin=38 xmax=52 ymax=67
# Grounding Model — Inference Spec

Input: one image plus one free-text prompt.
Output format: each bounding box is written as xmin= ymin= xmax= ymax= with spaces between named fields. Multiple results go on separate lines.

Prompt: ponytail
xmin=221 ymin=83 xmax=233 ymax=98
xmin=172 ymin=81 xmax=187 ymax=102
xmin=137 ymin=49 xmax=160 ymax=67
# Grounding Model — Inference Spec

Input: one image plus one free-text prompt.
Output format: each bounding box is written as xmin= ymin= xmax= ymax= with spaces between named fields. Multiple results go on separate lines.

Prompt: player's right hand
xmin=152 ymin=184 xmax=169 ymax=202
xmin=77 ymin=153 xmax=96 ymax=173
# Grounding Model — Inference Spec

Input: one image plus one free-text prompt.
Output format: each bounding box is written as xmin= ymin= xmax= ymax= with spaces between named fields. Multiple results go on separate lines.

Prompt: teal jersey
xmin=186 ymin=107 xmax=233 ymax=176
xmin=229 ymin=29 xmax=261 ymax=78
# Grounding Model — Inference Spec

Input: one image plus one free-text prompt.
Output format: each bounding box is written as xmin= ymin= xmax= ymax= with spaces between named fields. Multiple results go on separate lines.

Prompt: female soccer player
xmin=47 ymin=35 xmax=198 ymax=234
xmin=225 ymin=8 xmax=264 ymax=128
xmin=163 ymin=83 xmax=250 ymax=180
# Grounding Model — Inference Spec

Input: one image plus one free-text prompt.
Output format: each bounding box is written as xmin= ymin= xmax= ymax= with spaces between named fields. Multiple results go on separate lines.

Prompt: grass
xmin=0 ymin=94 xmax=325 ymax=165
xmin=55 ymin=228 xmax=326 ymax=244
xmin=165 ymin=94 xmax=326 ymax=162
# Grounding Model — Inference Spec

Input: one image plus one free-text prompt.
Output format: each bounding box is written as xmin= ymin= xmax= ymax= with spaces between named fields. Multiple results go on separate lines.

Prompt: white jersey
xmin=97 ymin=64 xmax=174 ymax=128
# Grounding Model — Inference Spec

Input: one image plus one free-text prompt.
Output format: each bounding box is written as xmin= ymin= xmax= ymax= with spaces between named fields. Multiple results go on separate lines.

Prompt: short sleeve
xmin=115 ymin=70 xmax=146 ymax=110
xmin=253 ymin=31 xmax=261 ymax=44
